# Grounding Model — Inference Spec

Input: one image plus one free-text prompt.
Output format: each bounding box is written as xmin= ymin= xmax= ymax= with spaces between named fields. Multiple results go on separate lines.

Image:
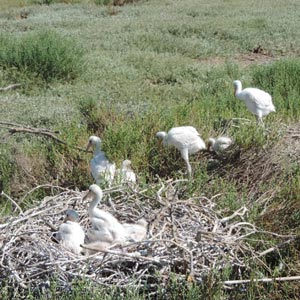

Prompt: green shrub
xmin=0 ymin=30 xmax=83 ymax=82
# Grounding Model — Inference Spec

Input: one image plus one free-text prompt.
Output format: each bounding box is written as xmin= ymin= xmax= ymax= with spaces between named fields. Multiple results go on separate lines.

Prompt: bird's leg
xmin=106 ymin=187 xmax=116 ymax=211
xmin=186 ymin=161 xmax=192 ymax=180
xmin=181 ymin=148 xmax=192 ymax=179
xmin=256 ymin=115 xmax=265 ymax=128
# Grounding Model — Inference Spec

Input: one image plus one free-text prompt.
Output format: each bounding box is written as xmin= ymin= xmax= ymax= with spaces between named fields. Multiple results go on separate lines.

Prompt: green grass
xmin=1 ymin=0 xmax=300 ymax=298
xmin=0 ymin=29 xmax=83 ymax=83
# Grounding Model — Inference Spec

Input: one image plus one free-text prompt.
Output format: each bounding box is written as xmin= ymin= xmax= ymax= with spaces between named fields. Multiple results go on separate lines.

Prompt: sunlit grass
xmin=1 ymin=1 xmax=300 ymax=298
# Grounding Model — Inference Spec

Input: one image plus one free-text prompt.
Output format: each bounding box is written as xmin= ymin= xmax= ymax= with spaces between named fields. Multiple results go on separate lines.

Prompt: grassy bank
xmin=1 ymin=0 xmax=300 ymax=298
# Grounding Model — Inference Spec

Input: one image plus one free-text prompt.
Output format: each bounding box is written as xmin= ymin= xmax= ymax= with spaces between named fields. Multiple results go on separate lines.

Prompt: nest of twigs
xmin=0 ymin=179 xmax=285 ymax=294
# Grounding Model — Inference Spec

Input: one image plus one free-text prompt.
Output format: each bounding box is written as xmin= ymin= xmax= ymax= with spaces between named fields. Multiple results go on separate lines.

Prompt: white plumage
xmin=115 ymin=159 xmax=137 ymax=186
xmin=83 ymin=184 xmax=126 ymax=246
xmin=123 ymin=219 xmax=147 ymax=242
xmin=207 ymin=136 xmax=233 ymax=155
xmin=83 ymin=184 xmax=147 ymax=254
xmin=86 ymin=136 xmax=116 ymax=187
xmin=233 ymin=80 xmax=276 ymax=125
xmin=156 ymin=126 xmax=206 ymax=178
xmin=56 ymin=210 xmax=85 ymax=255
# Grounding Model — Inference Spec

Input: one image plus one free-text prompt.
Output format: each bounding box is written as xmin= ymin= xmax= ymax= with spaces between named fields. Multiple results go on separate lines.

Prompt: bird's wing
xmin=169 ymin=128 xmax=201 ymax=148
xmin=243 ymin=88 xmax=273 ymax=109
xmin=58 ymin=222 xmax=74 ymax=236
xmin=85 ymin=228 xmax=114 ymax=243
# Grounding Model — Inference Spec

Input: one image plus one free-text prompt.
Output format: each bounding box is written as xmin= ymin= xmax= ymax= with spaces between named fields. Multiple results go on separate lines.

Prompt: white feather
xmin=57 ymin=220 xmax=85 ymax=255
xmin=233 ymin=80 xmax=276 ymax=124
xmin=87 ymin=136 xmax=116 ymax=186
xmin=156 ymin=126 xmax=206 ymax=178
xmin=207 ymin=136 xmax=233 ymax=154
xmin=84 ymin=184 xmax=126 ymax=245
xmin=115 ymin=160 xmax=137 ymax=186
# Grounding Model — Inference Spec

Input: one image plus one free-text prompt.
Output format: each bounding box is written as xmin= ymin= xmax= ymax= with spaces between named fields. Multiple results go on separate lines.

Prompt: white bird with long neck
xmin=86 ymin=136 xmax=116 ymax=187
xmin=83 ymin=184 xmax=126 ymax=245
xmin=56 ymin=210 xmax=85 ymax=255
xmin=156 ymin=126 xmax=206 ymax=178
xmin=233 ymin=80 xmax=276 ymax=125
xmin=82 ymin=184 xmax=147 ymax=253
xmin=207 ymin=136 xmax=233 ymax=155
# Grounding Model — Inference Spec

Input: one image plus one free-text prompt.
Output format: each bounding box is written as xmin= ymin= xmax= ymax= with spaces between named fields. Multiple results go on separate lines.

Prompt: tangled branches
xmin=0 ymin=179 xmax=292 ymax=294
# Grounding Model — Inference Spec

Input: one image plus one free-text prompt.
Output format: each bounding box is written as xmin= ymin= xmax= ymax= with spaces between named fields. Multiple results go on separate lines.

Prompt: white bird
xmin=115 ymin=159 xmax=137 ymax=186
xmin=86 ymin=136 xmax=116 ymax=187
xmin=207 ymin=136 xmax=233 ymax=155
xmin=83 ymin=184 xmax=126 ymax=246
xmin=123 ymin=218 xmax=147 ymax=242
xmin=55 ymin=210 xmax=85 ymax=255
xmin=233 ymin=80 xmax=276 ymax=125
xmin=156 ymin=126 xmax=206 ymax=178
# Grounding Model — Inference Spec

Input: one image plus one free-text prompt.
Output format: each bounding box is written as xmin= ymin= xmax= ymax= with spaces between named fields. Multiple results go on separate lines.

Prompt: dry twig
xmin=0 ymin=179 xmax=289 ymax=293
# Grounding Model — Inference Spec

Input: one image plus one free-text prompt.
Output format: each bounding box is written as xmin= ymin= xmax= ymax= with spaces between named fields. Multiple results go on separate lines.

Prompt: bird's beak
xmin=86 ymin=142 xmax=92 ymax=152
xmin=83 ymin=190 xmax=92 ymax=201
xmin=157 ymin=138 xmax=162 ymax=148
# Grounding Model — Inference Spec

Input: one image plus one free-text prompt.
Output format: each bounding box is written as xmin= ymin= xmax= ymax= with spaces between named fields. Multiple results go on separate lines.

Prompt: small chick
xmin=55 ymin=210 xmax=85 ymax=255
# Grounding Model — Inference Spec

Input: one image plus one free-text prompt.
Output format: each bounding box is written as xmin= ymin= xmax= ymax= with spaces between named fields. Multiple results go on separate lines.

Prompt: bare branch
xmin=0 ymin=83 xmax=21 ymax=92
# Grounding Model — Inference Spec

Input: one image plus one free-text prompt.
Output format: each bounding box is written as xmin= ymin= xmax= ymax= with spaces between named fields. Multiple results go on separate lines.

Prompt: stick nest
xmin=0 ymin=179 xmax=265 ymax=293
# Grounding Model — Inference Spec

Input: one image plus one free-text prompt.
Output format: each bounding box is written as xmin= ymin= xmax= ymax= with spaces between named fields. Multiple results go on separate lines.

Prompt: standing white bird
xmin=86 ymin=136 xmax=116 ymax=187
xmin=156 ymin=126 xmax=206 ymax=178
xmin=83 ymin=184 xmax=126 ymax=246
xmin=233 ymin=80 xmax=276 ymax=125
xmin=55 ymin=210 xmax=85 ymax=255
xmin=115 ymin=159 xmax=137 ymax=186
xmin=207 ymin=136 xmax=233 ymax=155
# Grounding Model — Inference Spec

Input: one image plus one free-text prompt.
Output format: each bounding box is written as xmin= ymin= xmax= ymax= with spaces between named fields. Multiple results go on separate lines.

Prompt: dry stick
xmin=19 ymin=184 xmax=75 ymax=206
xmin=0 ymin=83 xmax=21 ymax=92
xmin=7 ymin=127 xmax=88 ymax=152
xmin=80 ymin=244 xmax=163 ymax=264
xmin=220 ymin=206 xmax=248 ymax=224
xmin=0 ymin=122 xmax=90 ymax=153
xmin=257 ymin=237 xmax=297 ymax=258
xmin=1 ymin=191 xmax=23 ymax=215
xmin=224 ymin=275 xmax=300 ymax=285
xmin=0 ymin=121 xmax=59 ymax=134
xmin=0 ymin=202 xmax=63 ymax=229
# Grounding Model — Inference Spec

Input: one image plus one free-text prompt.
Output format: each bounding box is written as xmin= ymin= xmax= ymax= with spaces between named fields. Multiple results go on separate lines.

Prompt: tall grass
xmin=0 ymin=30 xmax=83 ymax=82
xmin=252 ymin=59 xmax=300 ymax=119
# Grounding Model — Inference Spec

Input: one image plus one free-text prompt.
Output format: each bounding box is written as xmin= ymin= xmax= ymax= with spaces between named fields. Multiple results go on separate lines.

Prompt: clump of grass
xmin=252 ymin=59 xmax=300 ymax=120
xmin=0 ymin=146 xmax=14 ymax=191
xmin=0 ymin=30 xmax=83 ymax=83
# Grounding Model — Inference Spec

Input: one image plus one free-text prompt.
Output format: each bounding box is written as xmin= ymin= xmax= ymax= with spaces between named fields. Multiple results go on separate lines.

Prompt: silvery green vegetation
xmin=1 ymin=0 xmax=300 ymax=299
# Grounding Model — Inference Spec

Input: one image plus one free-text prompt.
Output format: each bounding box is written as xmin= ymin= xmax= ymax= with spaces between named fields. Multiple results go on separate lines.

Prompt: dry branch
xmin=0 ymin=121 xmax=89 ymax=152
xmin=0 ymin=179 xmax=289 ymax=293
xmin=224 ymin=275 xmax=300 ymax=285
xmin=0 ymin=83 xmax=21 ymax=92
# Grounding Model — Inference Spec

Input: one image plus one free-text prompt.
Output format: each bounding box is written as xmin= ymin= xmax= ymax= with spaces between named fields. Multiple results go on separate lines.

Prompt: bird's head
xmin=156 ymin=131 xmax=167 ymax=147
xmin=122 ymin=159 xmax=132 ymax=169
xmin=86 ymin=136 xmax=101 ymax=151
xmin=207 ymin=138 xmax=216 ymax=152
xmin=65 ymin=209 xmax=79 ymax=223
xmin=83 ymin=184 xmax=103 ymax=201
xmin=233 ymin=80 xmax=242 ymax=95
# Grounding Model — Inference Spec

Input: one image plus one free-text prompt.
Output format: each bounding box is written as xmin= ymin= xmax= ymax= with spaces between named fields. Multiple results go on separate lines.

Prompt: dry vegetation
xmin=1 ymin=179 xmax=295 ymax=296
